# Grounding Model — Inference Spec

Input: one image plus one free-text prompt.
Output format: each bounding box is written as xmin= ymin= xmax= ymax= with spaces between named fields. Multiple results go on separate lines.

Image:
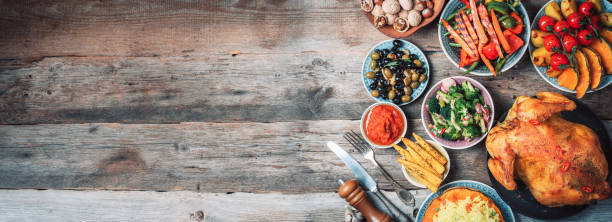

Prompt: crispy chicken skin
xmin=486 ymin=92 xmax=611 ymax=207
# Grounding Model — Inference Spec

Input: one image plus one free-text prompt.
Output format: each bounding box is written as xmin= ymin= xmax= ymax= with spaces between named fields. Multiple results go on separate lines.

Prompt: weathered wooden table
xmin=0 ymin=0 xmax=610 ymax=221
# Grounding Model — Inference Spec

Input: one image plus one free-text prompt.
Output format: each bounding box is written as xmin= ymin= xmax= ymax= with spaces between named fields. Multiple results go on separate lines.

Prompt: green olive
xmin=418 ymin=74 xmax=426 ymax=82
xmin=404 ymin=87 xmax=412 ymax=95
xmin=410 ymin=81 xmax=419 ymax=89
xmin=404 ymin=76 xmax=412 ymax=85
xmin=386 ymin=53 xmax=395 ymax=59
xmin=382 ymin=68 xmax=392 ymax=79
xmin=369 ymin=60 xmax=377 ymax=69
xmin=401 ymin=54 xmax=410 ymax=60
xmin=366 ymin=71 xmax=375 ymax=79
xmin=371 ymin=52 xmax=380 ymax=60
xmin=411 ymin=72 xmax=419 ymax=81
xmin=413 ymin=60 xmax=423 ymax=67
xmin=371 ymin=90 xmax=379 ymax=97
xmin=403 ymin=69 xmax=410 ymax=76
xmin=388 ymin=90 xmax=396 ymax=100
xmin=401 ymin=95 xmax=411 ymax=102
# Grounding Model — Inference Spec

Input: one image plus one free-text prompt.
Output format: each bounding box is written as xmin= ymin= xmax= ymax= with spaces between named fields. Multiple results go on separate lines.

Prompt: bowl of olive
xmin=362 ymin=39 xmax=429 ymax=105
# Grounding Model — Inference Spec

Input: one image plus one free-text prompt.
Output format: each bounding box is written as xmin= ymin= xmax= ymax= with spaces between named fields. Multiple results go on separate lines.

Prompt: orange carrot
xmin=454 ymin=13 xmax=478 ymax=53
xmin=491 ymin=9 xmax=512 ymax=54
xmin=461 ymin=10 xmax=479 ymax=45
xmin=442 ymin=20 xmax=478 ymax=58
xmin=469 ymin=0 xmax=488 ymax=44
xmin=478 ymin=43 xmax=497 ymax=76
xmin=477 ymin=4 xmax=504 ymax=59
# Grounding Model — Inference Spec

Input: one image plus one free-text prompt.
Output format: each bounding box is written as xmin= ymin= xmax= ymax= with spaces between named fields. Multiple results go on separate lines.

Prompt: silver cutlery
xmin=327 ymin=141 xmax=412 ymax=222
xmin=343 ymin=130 xmax=416 ymax=207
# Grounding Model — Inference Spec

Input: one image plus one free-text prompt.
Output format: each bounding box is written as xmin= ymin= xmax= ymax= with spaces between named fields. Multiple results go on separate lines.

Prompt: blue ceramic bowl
xmin=416 ymin=180 xmax=516 ymax=222
xmin=362 ymin=39 xmax=429 ymax=105
xmin=438 ymin=0 xmax=531 ymax=76
xmin=529 ymin=0 xmax=612 ymax=93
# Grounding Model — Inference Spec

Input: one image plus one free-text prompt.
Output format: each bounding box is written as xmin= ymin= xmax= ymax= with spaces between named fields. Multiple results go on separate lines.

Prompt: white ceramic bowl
xmin=360 ymin=102 xmax=408 ymax=149
xmin=400 ymin=140 xmax=450 ymax=188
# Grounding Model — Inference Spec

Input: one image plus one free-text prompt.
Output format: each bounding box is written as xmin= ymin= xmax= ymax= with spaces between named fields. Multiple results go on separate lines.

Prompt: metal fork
xmin=344 ymin=130 xmax=416 ymax=207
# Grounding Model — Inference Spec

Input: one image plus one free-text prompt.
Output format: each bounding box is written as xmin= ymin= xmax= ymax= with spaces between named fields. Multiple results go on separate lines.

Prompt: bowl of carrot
xmin=438 ymin=0 xmax=530 ymax=76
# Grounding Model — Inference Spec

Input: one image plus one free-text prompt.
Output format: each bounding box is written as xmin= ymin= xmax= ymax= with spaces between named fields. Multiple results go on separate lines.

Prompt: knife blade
xmin=327 ymin=141 xmax=378 ymax=192
xmin=327 ymin=141 xmax=412 ymax=222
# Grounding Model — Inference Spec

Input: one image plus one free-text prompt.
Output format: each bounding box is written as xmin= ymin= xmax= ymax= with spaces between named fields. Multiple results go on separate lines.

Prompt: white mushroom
xmin=382 ymin=0 xmax=401 ymax=15
xmin=398 ymin=9 xmax=410 ymax=19
xmin=407 ymin=9 xmax=422 ymax=27
xmin=393 ymin=17 xmax=410 ymax=32
xmin=385 ymin=13 xmax=397 ymax=26
xmin=360 ymin=0 xmax=374 ymax=12
xmin=374 ymin=16 xmax=387 ymax=28
xmin=413 ymin=0 xmax=426 ymax=11
xmin=399 ymin=0 xmax=413 ymax=10
xmin=371 ymin=5 xmax=385 ymax=17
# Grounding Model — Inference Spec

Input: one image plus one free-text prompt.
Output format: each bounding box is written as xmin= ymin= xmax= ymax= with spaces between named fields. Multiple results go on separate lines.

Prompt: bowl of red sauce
xmin=360 ymin=102 xmax=408 ymax=148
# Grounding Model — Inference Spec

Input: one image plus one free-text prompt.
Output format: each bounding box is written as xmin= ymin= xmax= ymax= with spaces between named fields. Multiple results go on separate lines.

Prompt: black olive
xmin=409 ymin=54 xmax=417 ymax=60
xmin=395 ymin=51 xmax=404 ymax=58
xmin=391 ymin=46 xmax=399 ymax=53
xmin=375 ymin=70 xmax=383 ymax=77
xmin=406 ymin=63 xmax=415 ymax=69
xmin=389 ymin=65 xmax=397 ymax=72
xmin=397 ymin=90 xmax=405 ymax=96
xmin=417 ymin=68 xmax=426 ymax=74
xmin=394 ymin=84 xmax=403 ymax=90
xmin=394 ymin=68 xmax=403 ymax=75
xmin=381 ymin=92 xmax=388 ymax=99
xmin=383 ymin=49 xmax=390 ymax=55
xmin=392 ymin=97 xmax=401 ymax=104
xmin=369 ymin=82 xmax=377 ymax=90
xmin=375 ymin=49 xmax=383 ymax=55
xmin=376 ymin=86 xmax=384 ymax=92
xmin=392 ymin=39 xmax=402 ymax=47
xmin=394 ymin=76 xmax=402 ymax=82
xmin=382 ymin=58 xmax=391 ymax=65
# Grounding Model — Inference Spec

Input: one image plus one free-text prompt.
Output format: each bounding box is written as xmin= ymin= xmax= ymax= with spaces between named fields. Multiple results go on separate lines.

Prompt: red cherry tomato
xmin=577 ymin=29 xmax=595 ymax=46
xmin=481 ymin=42 xmax=498 ymax=60
xmin=582 ymin=186 xmax=593 ymax=193
xmin=538 ymin=15 xmax=556 ymax=31
xmin=553 ymin=20 xmax=570 ymax=37
xmin=562 ymin=35 xmax=579 ymax=53
xmin=567 ymin=12 xmax=586 ymax=29
xmin=579 ymin=2 xmax=596 ymax=17
xmin=550 ymin=53 xmax=570 ymax=71
xmin=588 ymin=15 xmax=600 ymax=32
xmin=544 ymin=34 xmax=562 ymax=52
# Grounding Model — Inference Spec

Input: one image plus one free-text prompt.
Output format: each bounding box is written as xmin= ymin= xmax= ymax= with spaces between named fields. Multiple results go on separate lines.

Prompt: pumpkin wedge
xmin=546 ymin=66 xmax=562 ymax=78
xmin=582 ymin=47 xmax=603 ymax=90
xmin=557 ymin=68 xmax=578 ymax=91
xmin=589 ymin=37 xmax=612 ymax=74
xmin=574 ymin=49 xmax=590 ymax=99
xmin=601 ymin=29 xmax=612 ymax=44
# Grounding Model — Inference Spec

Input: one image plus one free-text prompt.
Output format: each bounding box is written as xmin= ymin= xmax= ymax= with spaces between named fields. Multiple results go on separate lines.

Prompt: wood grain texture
xmin=1 ymin=189 xmax=611 ymax=222
xmin=1 ymin=0 xmax=610 ymax=124
xmin=0 ymin=119 xmax=500 ymax=192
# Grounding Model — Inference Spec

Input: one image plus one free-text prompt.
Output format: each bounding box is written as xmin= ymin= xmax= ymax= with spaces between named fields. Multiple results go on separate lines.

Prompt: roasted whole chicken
xmin=486 ymin=92 xmax=611 ymax=207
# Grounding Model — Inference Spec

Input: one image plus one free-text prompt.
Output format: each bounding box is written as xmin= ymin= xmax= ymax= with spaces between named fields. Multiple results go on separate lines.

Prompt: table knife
xmin=327 ymin=141 xmax=411 ymax=222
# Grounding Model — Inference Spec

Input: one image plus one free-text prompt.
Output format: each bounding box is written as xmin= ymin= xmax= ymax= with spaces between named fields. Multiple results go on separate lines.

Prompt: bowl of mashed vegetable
xmin=421 ymin=76 xmax=495 ymax=149
xmin=361 ymin=102 xmax=408 ymax=148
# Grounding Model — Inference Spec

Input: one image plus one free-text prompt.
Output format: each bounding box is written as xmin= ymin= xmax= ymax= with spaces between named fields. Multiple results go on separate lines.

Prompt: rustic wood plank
xmin=2 ymin=0 xmax=609 ymax=124
xmin=0 ymin=120 xmax=490 ymax=192
xmin=0 ymin=189 xmax=610 ymax=222
xmin=2 ymin=53 xmax=611 ymax=124
xmin=1 ymin=120 xmax=610 ymax=192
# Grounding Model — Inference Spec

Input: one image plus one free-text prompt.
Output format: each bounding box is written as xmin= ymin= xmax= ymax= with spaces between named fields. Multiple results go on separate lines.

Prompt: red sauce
xmin=363 ymin=104 xmax=405 ymax=146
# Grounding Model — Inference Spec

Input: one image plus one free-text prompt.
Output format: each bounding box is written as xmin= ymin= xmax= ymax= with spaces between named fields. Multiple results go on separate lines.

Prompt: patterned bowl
xmin=438 ymin=0 xmax=531 ymax=76
xmin=362 ymin=39 xmax=429 ymax=105
xmin=416 ymin=180 xmax=516 ymax=222
xmin=529 ymin=0 xmax=612 ymax=93
xmin=420 ymin=76 xmax=495 ymax=149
